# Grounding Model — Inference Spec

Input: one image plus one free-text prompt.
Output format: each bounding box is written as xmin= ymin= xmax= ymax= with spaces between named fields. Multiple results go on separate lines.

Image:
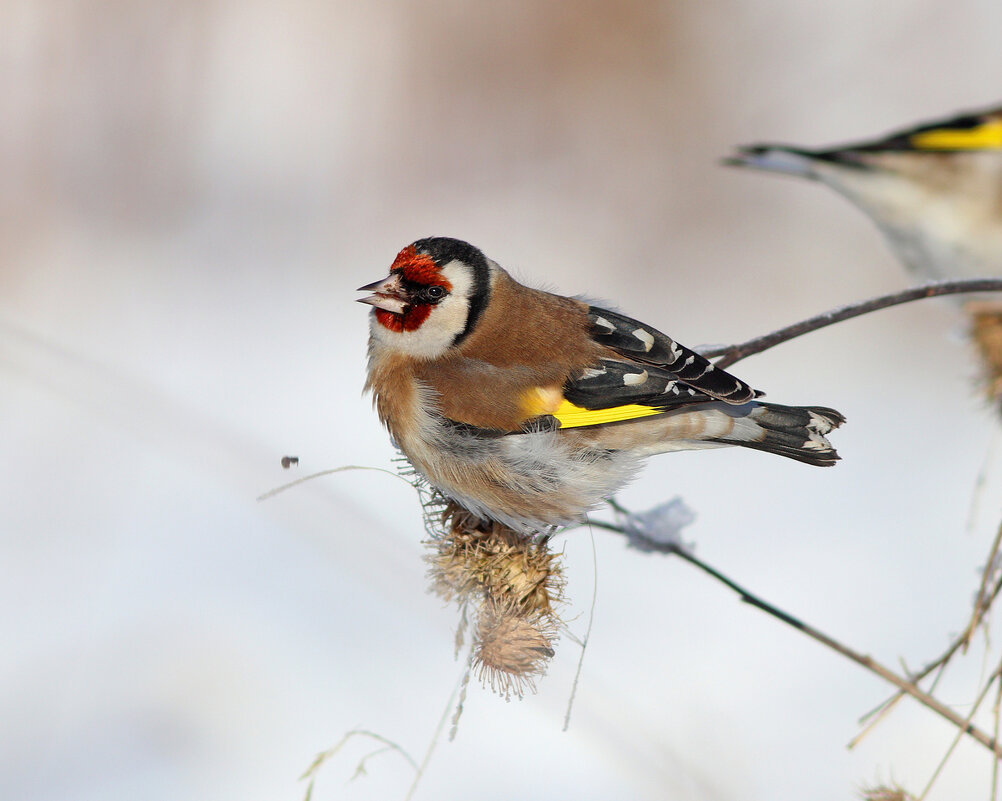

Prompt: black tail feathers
xmin=722 ymin=403 xmax=845 ymax=467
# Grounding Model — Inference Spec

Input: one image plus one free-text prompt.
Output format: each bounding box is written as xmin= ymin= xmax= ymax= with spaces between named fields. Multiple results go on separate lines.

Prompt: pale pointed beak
xmin=357 ymin=273 xmax=409 ymax=314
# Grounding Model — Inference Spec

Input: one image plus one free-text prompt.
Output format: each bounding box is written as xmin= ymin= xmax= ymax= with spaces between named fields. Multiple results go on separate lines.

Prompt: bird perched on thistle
xmin=359 ymin=237 xmax=844 ymax=534
xmin=726 ymin=104 xmax=1002 ymax=402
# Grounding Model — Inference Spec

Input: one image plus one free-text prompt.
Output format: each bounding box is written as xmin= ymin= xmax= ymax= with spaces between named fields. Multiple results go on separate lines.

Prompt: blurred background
xmin=4 ymin=2 xmax=1002 ymax=799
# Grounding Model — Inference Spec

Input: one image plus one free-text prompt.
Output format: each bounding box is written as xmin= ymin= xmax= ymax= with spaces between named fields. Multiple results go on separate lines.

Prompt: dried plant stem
xmin=993 ymin=677 xmax=1002 ymax=801
xmin=587 ymin=519 xmax=1002 ymax=758
xmin=966 ymin=520 xmax=1002 ymax=652
xmin=299 ymin=661 xmax=469 ymax=801
xmin=301 ymin=729 xmax=419 ymax=801
xmin=258 ymin=464 xmax=413 ymax=501
xmin=852 ymin=651 xmax=956 ymax=750
xmin=852 ymin=517 xmax=1002 ymax=748
xmin=405 ymin=662 xmax=470 ymax=801
xmin=700 ymin=278 xmax=1002 ymax=370
xmin=563 ymin=528 xmax=598 ymax=732
xmin=916 ymin=666 xmax=1002 ymax=801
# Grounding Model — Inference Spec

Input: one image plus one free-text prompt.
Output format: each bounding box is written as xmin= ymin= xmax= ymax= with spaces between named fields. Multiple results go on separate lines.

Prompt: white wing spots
xmin=686 ymin=388 xmax=696 ymax=396
xmin=632 ymin=328 xmax=655 ymax=352
xmin=593 ymin=316 xmax=615 ymax=332
xmin=683 ymin=355 xmax=695 ymax=367
xmin=623 ymin=370 xmax=649 ymax=386
xmin=663 ymin=380 xmax=678 ymax=394
xmin=802 ymin=431 xmax=829 ymax=450
xmin=580 ymin=366 xmax=607 ymax=380
xmin=668 ymin=341 xmax=682 ymax=359
xmin=808 ymin=411 xmax=836 ymax=434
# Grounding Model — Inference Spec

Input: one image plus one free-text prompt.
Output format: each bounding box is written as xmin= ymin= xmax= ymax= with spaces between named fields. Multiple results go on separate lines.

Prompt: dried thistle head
xmin=859 ymin=784 xmax=915 ymax=801
xmin=473 ymin=600 xmax=557 ymax=700
xmin=966 ymin=301 xmax=1002 ymax=404
xmin=422 ymin=499 xmax=566 ymax=698
xmin=426 ymin=501 xmax=565 ymax=617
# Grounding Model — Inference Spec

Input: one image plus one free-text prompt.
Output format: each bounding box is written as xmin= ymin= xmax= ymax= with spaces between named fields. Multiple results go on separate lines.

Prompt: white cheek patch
xmin=369 ymin=260 xmax=477 ymax=360
xmin=438 ymin=260 xmax=476 ymax=299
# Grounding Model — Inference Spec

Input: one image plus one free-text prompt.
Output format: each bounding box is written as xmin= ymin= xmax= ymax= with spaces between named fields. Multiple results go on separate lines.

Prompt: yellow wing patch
xmin=520 ymin=386 xmax=665 ymax=429
xmin=909 ymin=120 xmax=1002 ymax=150
xmin=551 ymin=399 xmax=664 ymax=428
xmin=521 ymin=386 xmax=565 ymax=417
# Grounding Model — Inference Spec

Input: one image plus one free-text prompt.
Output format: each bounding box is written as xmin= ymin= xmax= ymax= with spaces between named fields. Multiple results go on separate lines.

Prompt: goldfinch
xmin=727 ymin=105 xmax=1002 ymax=403
xmin=359 ymin=237 xmax=844 ymax=533
xmin=726 ymin=105 xmax=1002 ymax=284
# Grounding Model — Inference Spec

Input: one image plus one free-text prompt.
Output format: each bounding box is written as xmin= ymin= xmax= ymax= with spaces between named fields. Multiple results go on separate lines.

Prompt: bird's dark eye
xmin=424 ymin=285 xmax=447 ymax=302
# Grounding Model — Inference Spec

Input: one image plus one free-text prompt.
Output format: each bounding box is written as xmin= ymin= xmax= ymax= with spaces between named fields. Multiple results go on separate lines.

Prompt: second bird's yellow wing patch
xmin=910 ymin=120 xmax=1002 ymax=150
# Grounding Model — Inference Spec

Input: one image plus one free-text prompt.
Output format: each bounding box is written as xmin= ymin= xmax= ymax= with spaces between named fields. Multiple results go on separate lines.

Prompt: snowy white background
xmin=3 ymin=3 xmax=1002 ymax=800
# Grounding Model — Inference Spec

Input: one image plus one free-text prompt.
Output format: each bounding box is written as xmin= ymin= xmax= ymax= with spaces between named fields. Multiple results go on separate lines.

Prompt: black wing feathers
xmin=563 ymin=358 xmax=717 ymax=410
xmin=583 ymin=306 xmax=757 ymax=406
xmin=816 ymin=107 xmax=1002 ymax=155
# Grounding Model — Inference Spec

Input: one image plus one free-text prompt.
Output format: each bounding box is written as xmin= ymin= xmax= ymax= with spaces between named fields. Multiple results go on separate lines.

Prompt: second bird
xmin=727 ymin=104 xmax=1002 ymax=403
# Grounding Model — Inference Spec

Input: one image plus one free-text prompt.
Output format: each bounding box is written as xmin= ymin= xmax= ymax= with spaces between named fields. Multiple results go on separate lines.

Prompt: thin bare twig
xmin=587 ymin=518 xmax=1002 ymax=759
xmin=700 ymin=278 xmax=1002 ymax=370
